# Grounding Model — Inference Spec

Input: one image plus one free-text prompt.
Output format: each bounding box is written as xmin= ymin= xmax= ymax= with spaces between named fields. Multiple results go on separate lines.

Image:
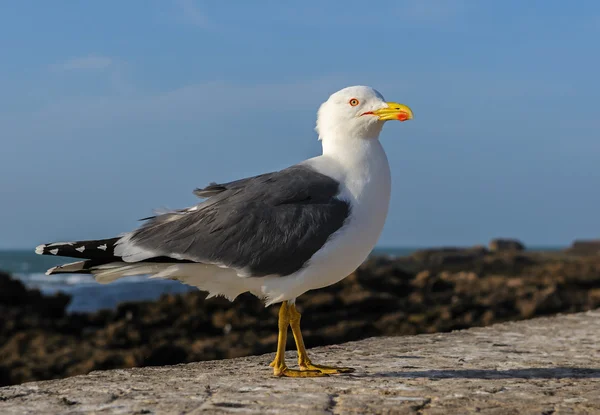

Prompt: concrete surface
xmin=1 ymin=310 xmax=599 ymax=414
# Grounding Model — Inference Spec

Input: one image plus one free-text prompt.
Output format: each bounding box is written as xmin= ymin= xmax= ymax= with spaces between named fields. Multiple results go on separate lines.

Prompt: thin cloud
xmin=51 ymin=55 xmax=113 ymax=71
xmin=177 ymin=0 xmax=211 ymax=29
xmin=23 ymin=76 xmax=346 ymax=130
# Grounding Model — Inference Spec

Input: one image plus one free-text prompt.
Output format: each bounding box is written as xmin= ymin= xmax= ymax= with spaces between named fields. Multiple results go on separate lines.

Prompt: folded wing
xmin=116 ymin=164 xmax=351 ymax=278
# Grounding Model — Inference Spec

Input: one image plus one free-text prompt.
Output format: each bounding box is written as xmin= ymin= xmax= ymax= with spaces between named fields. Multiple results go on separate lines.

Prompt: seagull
xmin=36 ymin=85 xmax=413 ymax=377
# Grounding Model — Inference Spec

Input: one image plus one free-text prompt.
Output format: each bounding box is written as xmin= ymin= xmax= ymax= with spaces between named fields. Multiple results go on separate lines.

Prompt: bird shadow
xmin=367 ymin=367 xmax=600 ymax=379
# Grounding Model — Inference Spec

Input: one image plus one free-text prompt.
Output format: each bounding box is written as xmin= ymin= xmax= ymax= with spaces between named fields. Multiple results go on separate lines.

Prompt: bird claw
xmin=273 ymin=365 xmax=328 ymax=378
xmin=300 ymin=362 xmax=355 ymax=375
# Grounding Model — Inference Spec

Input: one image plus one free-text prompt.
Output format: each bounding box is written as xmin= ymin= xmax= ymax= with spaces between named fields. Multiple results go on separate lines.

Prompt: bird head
xmin=315 ymin=86 xmax=413 ymax=141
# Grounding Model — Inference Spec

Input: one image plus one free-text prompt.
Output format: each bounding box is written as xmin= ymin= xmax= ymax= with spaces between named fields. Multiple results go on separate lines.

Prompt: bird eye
xmin=349 ymin=98 xmax=360 ymax=107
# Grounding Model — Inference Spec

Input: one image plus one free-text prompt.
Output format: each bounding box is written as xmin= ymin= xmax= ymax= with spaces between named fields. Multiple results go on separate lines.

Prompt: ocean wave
xmin=13 ymin=272 xmax=153 ymax=291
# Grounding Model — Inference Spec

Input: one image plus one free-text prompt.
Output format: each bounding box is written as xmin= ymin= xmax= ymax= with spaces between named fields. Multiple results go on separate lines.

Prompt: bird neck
xmin=319 ymin=133 xmax=391 ymax=199
xmin=317 ymin=132 xmax=391 ymax=228
xmin=320 ymin=133 xmax=384 ymax=163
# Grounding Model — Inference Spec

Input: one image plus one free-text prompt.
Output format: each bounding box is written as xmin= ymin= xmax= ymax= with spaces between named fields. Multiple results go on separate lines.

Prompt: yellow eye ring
xmin=349 ymin=98 xmax=360 ymax=106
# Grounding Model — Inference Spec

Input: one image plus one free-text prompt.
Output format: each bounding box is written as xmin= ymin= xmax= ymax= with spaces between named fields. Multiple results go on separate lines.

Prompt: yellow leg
xmin=289 ymin=303 xmax=355 ymax=375
xmin=269 ymin=301 xmax=325 ymax=377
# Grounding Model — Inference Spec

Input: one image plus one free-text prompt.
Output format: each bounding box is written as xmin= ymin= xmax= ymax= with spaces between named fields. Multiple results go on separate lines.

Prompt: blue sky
xmin=1 ymin=0 xmax=599 ymax=249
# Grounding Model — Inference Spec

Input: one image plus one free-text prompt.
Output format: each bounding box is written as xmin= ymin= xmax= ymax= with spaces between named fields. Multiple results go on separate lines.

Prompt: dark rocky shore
xmin=1 ymin=239 xmax=599 ymax=387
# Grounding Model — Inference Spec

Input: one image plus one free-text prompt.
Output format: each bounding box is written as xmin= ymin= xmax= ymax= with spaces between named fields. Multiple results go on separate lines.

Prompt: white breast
xmin=256 ymin=138 xmax=392 ymax=304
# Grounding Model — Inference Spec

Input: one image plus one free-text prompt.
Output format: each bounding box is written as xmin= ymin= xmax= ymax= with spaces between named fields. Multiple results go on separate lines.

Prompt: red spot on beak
xmin=397 ymin=112 xmax=410 ymax=122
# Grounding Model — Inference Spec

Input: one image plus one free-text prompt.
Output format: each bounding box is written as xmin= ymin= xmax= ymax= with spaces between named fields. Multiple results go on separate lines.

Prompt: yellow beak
xmin=369 ymin=102 xmax=414 ymax=122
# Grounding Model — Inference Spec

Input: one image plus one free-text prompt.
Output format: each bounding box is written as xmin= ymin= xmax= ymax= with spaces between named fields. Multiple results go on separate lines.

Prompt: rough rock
xmin=567 ymin=240 xmax=600 ymax=255
xmin=488 ymin=238 xmax=525 ymax=252
xmin=0 ymin=271 xmax=70 ymax=316
xmin=1 ymin=310 xmax=599 ymax=414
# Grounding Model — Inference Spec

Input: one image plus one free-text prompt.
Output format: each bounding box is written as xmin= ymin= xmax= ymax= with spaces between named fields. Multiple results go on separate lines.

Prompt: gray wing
xmin=119 ymin=165 xmax=350 ymax=277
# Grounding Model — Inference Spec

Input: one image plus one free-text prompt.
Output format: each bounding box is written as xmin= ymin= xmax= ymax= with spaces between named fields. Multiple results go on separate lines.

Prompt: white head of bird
xmin=315 ymin=85 xmax=413 ymax=143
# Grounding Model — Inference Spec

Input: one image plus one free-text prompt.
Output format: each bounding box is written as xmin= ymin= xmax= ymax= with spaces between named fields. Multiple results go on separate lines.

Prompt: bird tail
xmin=44 ymin=259 xmax=99 ymax=275
xmin=44 ymin=259 xmax=169 ymax=284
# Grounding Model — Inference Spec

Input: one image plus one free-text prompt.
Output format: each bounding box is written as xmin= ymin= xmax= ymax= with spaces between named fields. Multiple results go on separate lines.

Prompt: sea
xmin=0 ymin=246 xmax=560 ymax=314
xmin=0 ymin=247 xmax=415 ymax=313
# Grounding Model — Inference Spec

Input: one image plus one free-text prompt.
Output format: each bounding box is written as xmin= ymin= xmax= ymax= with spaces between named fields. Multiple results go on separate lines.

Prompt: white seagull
xmin=36 ymin=85 xmax=413 ymax=377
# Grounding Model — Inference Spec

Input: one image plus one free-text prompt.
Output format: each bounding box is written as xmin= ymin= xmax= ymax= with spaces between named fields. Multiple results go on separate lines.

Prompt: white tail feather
xmin=93 ymin=263 xmax=170 ymax=284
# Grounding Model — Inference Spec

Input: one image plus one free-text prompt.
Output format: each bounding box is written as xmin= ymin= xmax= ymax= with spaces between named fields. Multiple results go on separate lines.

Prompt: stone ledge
xmin=1 ymin=310 xmax=599 ymax=414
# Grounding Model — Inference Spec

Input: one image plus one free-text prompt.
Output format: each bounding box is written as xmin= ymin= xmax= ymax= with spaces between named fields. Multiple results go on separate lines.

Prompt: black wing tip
xmin=35 ymin=242 xmax=77 ymax=257
xmin=35 ymin=243 xmax=75 ymax=256
xmin=34 ymin=238 xmax=119 ymax=261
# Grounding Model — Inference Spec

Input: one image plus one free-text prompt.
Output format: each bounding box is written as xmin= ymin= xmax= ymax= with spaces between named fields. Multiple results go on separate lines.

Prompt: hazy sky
xmin=1 ymin=1 xmax=599 ymax=249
